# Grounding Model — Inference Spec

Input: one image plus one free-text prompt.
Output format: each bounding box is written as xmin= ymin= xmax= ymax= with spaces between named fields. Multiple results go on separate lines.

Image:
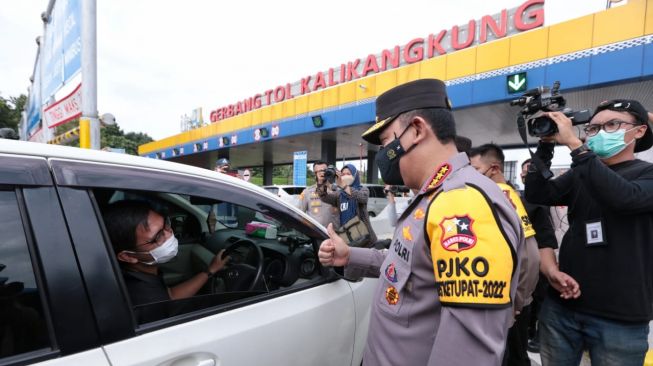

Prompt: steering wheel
xmin=216 ymin=239 xmax=264 ymax=292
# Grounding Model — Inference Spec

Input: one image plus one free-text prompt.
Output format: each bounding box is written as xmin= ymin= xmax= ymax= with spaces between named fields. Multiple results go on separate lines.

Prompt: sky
xmin=0 ymin=0 xmax=607 ymax=140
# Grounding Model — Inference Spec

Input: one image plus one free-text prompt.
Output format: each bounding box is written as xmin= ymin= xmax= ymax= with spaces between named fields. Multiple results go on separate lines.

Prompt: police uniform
xmin=498 ymin=182 xmax=539 ymax=312
xmin=345 ymin=79 xmax=525 ymax=366
xmin=299 ymin=184 xmax=340 ymax=228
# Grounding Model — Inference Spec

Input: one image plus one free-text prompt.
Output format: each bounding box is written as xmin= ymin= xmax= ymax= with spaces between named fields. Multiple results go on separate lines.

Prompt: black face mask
xmin=375 ymin=124 xmax=417 ymax=185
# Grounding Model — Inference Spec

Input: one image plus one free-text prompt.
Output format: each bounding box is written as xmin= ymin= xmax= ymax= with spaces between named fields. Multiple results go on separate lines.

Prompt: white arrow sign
xmin=508 ymin=74 xmax=526 ymax=92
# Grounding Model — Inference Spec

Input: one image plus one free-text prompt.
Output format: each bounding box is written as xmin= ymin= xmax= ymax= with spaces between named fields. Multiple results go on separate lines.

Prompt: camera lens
xmin=528 ymin=116 xmax=557 ymax=137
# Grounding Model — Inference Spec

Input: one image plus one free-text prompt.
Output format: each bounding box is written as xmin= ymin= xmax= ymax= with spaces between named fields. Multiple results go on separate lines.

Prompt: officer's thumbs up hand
xmin=318 ymin=223 xmax=350 ymax=267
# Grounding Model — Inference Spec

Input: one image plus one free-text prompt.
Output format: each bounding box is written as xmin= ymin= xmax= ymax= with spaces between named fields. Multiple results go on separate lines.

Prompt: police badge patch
xmin=385 ymin=286 xmax=399 ymax=305
xmin=385 ymin=263 xmax=398 ymax=283
xmin=402 ymin=226 xmax=413 ymax=241
xmin=439 ymin=215 xmax=477 ymax=252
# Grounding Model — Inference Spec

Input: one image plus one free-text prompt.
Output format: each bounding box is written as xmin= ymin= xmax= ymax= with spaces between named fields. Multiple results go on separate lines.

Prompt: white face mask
xmin=140 ymin=235 xmax=178 ymax=265
xmin=341 ymin=175 xmax=355 ymax=186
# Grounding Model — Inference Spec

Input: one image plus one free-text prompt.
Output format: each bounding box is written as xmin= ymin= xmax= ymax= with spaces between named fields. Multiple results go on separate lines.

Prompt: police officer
xmin=469 ymin=143 xmax=540 ymax=366
xmin=214 ymin=158 xmax=231 ymax=174
xmin=298 ymin=161 xmax=340 ymax=228
xmin=318 ymin=79 xmax=524 ymax=366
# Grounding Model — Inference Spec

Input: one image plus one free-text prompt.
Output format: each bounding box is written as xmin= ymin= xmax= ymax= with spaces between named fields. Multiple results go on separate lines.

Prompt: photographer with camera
xmin=524 ymin=99 xmax=653 ymax=366
xmin=298 ymin=161 xmax=340 ymax=229
xmin=317 ymin=163 xmax=377 ymax=247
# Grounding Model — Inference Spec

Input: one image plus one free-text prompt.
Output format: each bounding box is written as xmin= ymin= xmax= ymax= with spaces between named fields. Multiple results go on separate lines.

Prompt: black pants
xmin=503 ymin=304 xmax=532 ymax=366
xmin=528 ymin=273 xmax=548 ymax=340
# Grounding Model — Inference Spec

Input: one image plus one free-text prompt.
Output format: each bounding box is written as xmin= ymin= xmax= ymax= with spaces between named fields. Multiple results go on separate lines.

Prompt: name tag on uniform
xmin=585 ymin=220 xmax=605 ymax=246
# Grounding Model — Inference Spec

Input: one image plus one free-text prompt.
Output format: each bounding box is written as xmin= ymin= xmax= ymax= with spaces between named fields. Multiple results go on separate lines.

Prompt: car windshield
xmin=263 ymin=187 xmax=279 ymax=195
xmin=282 ymin=187 xmax=304 ymax=195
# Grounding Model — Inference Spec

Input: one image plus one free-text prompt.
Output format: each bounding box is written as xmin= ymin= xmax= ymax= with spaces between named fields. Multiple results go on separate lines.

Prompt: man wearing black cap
xmin=525 ymin=100 xmax=653 ymax=365
xmin=318 ymin=79 xmax=525 ymax=365
xmin=215 ymin=158 xmax=232 ymax=174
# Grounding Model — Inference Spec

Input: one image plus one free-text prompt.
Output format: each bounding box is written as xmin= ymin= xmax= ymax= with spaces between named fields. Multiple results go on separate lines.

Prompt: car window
xmin=0 ymin=190 xmax=51 ymax=359
xmin=263 ymin=187 xmax=279 ymax=195
xmin=106 ymin=191 xmax=204 ymax=244
xmin=96 ymin=188 xmax=322 ymax=326
xmin=376 ymin=187 xmax=387 ymax=198
xmin=282 ymin=187 xmax=304 ymax=195
xmin=365 ymin=186 xmax=383 ymax=198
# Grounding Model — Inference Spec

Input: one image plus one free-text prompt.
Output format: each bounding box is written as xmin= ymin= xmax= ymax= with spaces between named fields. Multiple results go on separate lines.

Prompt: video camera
xmin=510 ymin=81 xmax=592 ymax=137
xmin=384 ymin=185 xmax=410 ymax=195
xmin=324 ymin=165 xmax=338 ymax=184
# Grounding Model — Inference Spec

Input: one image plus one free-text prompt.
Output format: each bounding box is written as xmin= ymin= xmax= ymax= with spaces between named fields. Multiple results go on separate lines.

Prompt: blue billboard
xmin=26 ymin=58 xmax=42 ymax=136
xmin=42 ymin=0 xmax=81 ymax=99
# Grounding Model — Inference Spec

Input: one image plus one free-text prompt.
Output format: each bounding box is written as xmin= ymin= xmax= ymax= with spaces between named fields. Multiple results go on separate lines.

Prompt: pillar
xmin=321 ymin=139 xmax=337 ymax=165
xmin=367 ymin=149 xmax=378 ymax=183
xmin=263 ymin=143 xmax=274 ymax=185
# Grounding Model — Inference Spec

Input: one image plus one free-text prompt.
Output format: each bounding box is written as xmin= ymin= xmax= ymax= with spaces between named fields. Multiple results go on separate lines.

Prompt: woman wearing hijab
xmin=318 ymin=164 xmax=377 ymax=247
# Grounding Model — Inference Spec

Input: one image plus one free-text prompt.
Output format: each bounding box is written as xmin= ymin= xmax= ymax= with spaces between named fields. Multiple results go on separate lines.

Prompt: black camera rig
xmin=510 ymin=81 xmax=592 ymax=137
xmin=324 ymin=165 xmax=338 ymax=184
xmin=384 ymin=185 xmax=410 ymax=195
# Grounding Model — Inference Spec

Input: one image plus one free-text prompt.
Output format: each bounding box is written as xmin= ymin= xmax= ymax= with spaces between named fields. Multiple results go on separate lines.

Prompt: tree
xmin=0 ymin=94 xmax=27 ymax=132
xmin=53 ymin=119 xmax=153 ymax=155
xmin=100 ymin=123 xmax=153 ymax=155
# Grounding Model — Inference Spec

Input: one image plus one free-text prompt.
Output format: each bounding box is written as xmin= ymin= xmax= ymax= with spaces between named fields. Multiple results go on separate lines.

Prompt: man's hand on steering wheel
xmin=209 ymin=249 xmax=230 ymax=274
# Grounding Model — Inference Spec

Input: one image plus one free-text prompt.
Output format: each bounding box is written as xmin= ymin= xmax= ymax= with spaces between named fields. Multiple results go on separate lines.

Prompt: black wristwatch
xmin=570 ymin=143 xmax=591 ymax=158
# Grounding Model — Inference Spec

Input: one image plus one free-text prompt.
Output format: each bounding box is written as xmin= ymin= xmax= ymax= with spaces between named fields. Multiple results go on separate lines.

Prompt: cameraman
xmin=525 ymin=100 xmax=653 ymax=366
xmin=317 ymin=163 xmax=377 ymax=247
xmin=298 ymin=161 xmax=340 ymax=229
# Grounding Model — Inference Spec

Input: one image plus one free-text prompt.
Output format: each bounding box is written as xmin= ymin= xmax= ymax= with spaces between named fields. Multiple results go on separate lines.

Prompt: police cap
xmin=361 ymin=79 xmax=452 ymax=145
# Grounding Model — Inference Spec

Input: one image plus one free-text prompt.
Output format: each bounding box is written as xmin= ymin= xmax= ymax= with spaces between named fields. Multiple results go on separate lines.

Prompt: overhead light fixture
xmin=312 ymin=115 xmax=324 ymax=128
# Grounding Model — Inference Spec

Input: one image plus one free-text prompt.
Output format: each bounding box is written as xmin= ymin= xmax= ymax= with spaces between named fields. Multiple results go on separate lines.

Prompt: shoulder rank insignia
xmin=425 ymin=163 xmax=452 ymax=191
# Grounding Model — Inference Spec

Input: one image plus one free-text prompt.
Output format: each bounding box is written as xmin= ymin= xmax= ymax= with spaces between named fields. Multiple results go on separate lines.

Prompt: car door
xmin=49 ymin=158 xmax=360 ymax=366
xmin=0 ymin=154 xmax=110 ymax=366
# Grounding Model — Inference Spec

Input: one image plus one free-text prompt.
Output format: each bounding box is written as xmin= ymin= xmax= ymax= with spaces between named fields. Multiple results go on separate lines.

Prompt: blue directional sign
xmin=293 ymin=151 xmax=307 ymax=186
xmin=507 ymin=72 xmax=527 ymax=94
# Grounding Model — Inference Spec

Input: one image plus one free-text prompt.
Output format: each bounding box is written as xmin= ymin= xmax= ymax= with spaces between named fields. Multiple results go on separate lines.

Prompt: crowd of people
xmin=208 ymin=78 xmax=653 ymax=366
xmin=315 ymin=79 xmax=653 ymax=366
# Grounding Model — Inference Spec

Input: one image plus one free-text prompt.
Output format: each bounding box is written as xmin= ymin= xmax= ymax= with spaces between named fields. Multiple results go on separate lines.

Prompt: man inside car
xmin=103 ymin=200 xmax=229 ymax=308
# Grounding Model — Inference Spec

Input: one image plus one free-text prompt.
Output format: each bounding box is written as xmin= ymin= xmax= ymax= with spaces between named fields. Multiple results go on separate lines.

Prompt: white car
xmin=361 ymin=184 xmax=388 ymax=217
xmin=370 ymin=197 xmax=412 ymax=239
xmin=262 ymin=185 xmax=305 ymax=207
xmin=0 ymin=140 xmax=376 ymax=366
